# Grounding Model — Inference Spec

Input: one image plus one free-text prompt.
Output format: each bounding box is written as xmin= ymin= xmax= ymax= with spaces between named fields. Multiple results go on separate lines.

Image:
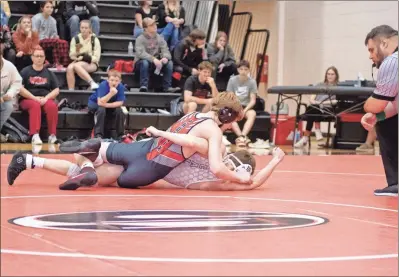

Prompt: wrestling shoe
xmin=59 ymin=138 xmax=102 ymax=162
xmin=59 ymin=167 xmax=98 ymax=190
xmin=374 ymin=185 xmax=398 ymax=197
xmin=7 ymin=151 xmax=27 ymax=185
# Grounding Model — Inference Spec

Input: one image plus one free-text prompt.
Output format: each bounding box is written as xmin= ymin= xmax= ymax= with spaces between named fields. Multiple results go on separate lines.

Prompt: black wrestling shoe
xmin=59 ymin=167 xmax=98 ymax=190
xmin=59 ymin=138 xmax=102 ymax=162
xmin=7 ymin=151 xmax=27 ymax=186
xmin=374 ymin=185 xmax=398 ymax=197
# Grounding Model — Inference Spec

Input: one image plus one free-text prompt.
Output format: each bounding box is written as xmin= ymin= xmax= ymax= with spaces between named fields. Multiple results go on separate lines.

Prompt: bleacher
xmin=6 ymin=1 xmax=271 ymax=142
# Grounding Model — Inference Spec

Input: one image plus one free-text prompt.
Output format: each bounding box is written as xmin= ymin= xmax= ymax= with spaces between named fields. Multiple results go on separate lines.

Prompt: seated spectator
xmin=134 ymin=18 xmax=178 ymax=93
xmin=173 ymin=29 xmax=207 ymax=87
xmin=32 ymin=1 xmax=70 ymax=69
xmin=12 ymin=16 xmax=40 ymax=71
xmin=52 ymin=1 xmax=67 ymax=40
xmin=179 ymin=61 xmax=218 ymax=114
xmin=67 ymin=20 xmax=100 ymax=90
xmin=208 ymin=31 xmax=237 ymax=91
xmin=157 ymin=0 xmax=186 ymax=50
xmin=1 ymin=1 xmax=10 ymax=27
xmin=64 ymin=1 xmax=100 ymax=38
xmin=19 ymin=47 xmax=60 ymax=144
xmin=1 ymin=43 xmax=22 ymax=143
xmin=88 ymin=69 xmax=126 ymax=139
xmin=133 ymin=1 xmax=156 ymax=39
xmin=0 ymin=25 xmax=15 ymax=64
xmin=294 ymin=66 xmax=339 ymax=148
xmin=226 ymin=60 xmax=257 ymax=148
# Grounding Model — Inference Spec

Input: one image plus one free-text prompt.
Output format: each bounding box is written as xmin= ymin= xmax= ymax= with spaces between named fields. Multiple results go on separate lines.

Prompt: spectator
xmin=88 ymin=69 xmax=126 ymax=139
xmin=67 ymin=20 xmax=100 ymax=90
xmin=12 ymin=16 xmax=40 ymax=71
xmin=0 ymin=25 xmax=15 ymax=64
xmin=173 ymin=28 xmax=207 ymax=87
xmin=294 ymin=66 xmax=339 ymax=148
xmin=1 ymin=1 xmax=10 ymax=27
xmin=208 ymin=31 xmax=237 ymax=91
xmin=157 ymin=0 xmax=186 ymax=50
xmin=32 ymin=1 xmax=70 ymax=69
xmin=64 ymin=1 xmax=100 ymax=38
xmin=179 ymin=61 xmax=218 ymax=114
xmin=1 ymin=43 xmax=22 ymax=143
xmin=226 ymin=60 xmax=257 ymax=148
xmin=134 ymin=18 xmax=178 ymax=93
xmin=19 ymin=47 xmax=60 ymax=144
xmin=133 ymin=1 xmax=156 ymax=39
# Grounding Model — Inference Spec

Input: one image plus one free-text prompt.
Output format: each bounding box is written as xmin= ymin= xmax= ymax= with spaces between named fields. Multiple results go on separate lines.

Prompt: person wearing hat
xmin=134 ymin=17 xmax=178 ymax=93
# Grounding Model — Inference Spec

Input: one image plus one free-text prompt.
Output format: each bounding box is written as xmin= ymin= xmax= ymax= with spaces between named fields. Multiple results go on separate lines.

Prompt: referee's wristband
xmin=376 ymin=112 xmax=386 ymax=122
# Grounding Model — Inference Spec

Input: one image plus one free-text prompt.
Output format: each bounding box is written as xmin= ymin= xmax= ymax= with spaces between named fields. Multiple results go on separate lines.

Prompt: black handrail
xmin=192 ymin=1 xmax=200 ymax=26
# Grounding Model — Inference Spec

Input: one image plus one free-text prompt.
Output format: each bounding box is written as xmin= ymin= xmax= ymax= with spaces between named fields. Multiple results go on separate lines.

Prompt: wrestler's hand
xmin=145 ymin=126 xmax=160 ymax=138
xmin=361 ymin=113 xmax=377 ymax=131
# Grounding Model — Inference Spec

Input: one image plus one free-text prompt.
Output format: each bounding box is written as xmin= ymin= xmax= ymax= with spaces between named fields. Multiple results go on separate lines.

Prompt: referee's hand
xmin=361 ymin=113 xmax=377 ymax=131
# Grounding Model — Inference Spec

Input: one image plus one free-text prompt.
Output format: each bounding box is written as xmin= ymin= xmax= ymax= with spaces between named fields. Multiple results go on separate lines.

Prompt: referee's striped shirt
xmin=372 ymin=50 xmax=398 ymax=115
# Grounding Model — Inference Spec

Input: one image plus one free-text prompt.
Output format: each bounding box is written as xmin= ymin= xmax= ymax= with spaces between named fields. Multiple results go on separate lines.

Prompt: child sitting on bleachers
xmin=32 ymin=1 xmax=70 ymax=69
xmin=67 ymin=20 xmax=100 ymax=90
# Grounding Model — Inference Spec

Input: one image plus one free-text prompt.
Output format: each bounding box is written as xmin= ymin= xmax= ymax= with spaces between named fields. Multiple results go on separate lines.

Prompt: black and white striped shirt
xmin=372 ymin=50 xmax=398 ymax=115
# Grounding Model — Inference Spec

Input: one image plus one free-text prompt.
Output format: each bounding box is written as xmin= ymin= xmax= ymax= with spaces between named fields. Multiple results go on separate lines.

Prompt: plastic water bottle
xmin=128 ymin=42 xmax=134 ymax=56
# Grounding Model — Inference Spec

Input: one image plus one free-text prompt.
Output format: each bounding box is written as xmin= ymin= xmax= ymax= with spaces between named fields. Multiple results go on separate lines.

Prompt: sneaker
xmin=31 ymin=134 xmax=43 ymax=145
xmin=356 ymin=143 xmax=374 ymax=152
xmin=248 ymin=138 xmax=270 ymax=149
xmin=315 ymin=129 xmax=324 ymax=141
xmin=0 ymin=133 xmax=9 ymax=143
xmin=7 ymin=151 xmax=27 ymax=185
xmin=90 ymin=82 xmax=99 ymax=90
xmin=294 ymin=136 xmax=308 ymax=148
xmin=48 ymin=134 xmax=57 ymax=144
xmin=139 ymin=86 xmax=148 ymax=92
xmin=222 ymin=135 xmax=231 ymax=146
xmin=164 ymin=87 xmax=181 ymax=93
xmin=59 ymin=167 xmax=98 ymax=190
xmin=374 ymin=185 xmax=398 ymax=197
xmin=59 ymin=138 xmax=102 ymax=162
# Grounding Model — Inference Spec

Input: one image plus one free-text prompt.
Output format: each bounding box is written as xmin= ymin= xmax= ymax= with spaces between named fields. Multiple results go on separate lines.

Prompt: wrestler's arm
xmin=154 ymin=130 xmax=209 ymax=156
xmin=188 ymin=154 xmax=282 ymax=191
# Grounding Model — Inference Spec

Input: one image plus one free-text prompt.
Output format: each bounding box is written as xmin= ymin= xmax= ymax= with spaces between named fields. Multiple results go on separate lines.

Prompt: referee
xmin=361 ymin=25 xmax=398 ymax=196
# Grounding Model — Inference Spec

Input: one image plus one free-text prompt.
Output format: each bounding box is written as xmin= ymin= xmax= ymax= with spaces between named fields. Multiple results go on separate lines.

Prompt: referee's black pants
xmin=376 ymin=114 xmax=398 ymax=187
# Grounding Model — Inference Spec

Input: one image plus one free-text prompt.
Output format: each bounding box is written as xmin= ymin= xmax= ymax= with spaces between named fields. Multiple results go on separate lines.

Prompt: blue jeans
xmin=157 ymin=22 xmax=180 ymax=51
xmin=67 ymin=15 xmax=100 ymax=38
xmin=135 ymin=59 xmax=173 ymax=91
xmin=133 ymin=26 xmax=144 ymax=39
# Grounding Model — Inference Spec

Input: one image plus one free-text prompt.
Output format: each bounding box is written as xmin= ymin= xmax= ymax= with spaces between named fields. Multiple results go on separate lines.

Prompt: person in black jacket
xmin=173 ymin=28 xmax=207 ymax=88
xmin=64 ymin=1 xmax=100 ymax=38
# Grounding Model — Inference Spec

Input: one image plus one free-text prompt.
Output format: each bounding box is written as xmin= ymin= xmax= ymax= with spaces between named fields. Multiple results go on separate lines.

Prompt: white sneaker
xmin=248 ymin=138 xmax=270 ymax=149
xmin=315 ymin=129 xmax=324 ymax=141
xmin=31 ymin=134 xmax=43 ymax=145
xmin=90 ymin=82 xmax=99 ymax=90
xmin=294 ymin=136 xmax=308 ymax=148
xmin=48 ymin=134 xmax=57 ymax=144
xmin=222 ymin=135 xmax=231 ymax=146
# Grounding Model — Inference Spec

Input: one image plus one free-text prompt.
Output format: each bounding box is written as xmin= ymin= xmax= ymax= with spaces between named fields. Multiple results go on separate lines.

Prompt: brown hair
xmin=108 ymin=69 xmax=122 ymax=79
xmin=238 ymin=60 xmax=250 ymax=69
xmin=40 ymin=1 xmax=53 ymax=10
xmin=323 ymin=66 xmax=339 ymax=85
xmin=163 ymin=0 xmax=180 ymax=18
xmin=231 ymin=150 xmax=256 ymax=174
xmin=364 ymin=25 xmax=398 ymax=45
xmin=198 ymin=61 xmax=214 ymax=72
xmin=213 ymin=31 xmax=228 ymax=47
xmin=184 ymin=29 xmax=206 ymax=47
xmin=211 ymin=92 xmax=243 ymax=116
xmin=17 ymin=15 xmax=32 ymax=30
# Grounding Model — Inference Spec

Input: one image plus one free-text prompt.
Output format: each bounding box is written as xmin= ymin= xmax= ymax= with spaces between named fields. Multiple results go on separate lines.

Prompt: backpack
xmin=1 ymin=117 xmax=30 ymax=143
xmin=74 ymin=35 xmax=95 ymax=52
xmin=108 ymin=60 xmax=135 ymax=73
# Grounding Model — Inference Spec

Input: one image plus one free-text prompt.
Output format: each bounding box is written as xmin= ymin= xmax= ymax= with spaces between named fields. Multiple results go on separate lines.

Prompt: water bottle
xmin=128 ymin=42 xmax=134 ymax=56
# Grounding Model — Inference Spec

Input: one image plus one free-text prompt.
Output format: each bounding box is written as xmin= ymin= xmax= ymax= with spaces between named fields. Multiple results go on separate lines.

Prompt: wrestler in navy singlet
xmin=106 ymin=112 xmax=210 ymax=188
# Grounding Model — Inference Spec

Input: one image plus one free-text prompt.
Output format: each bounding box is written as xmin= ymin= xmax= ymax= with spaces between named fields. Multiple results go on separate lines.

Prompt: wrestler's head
xmin=223 ymin=149 xmax=256 ymax=175
xmin=211 ymin=92 xmax=243 ymax=125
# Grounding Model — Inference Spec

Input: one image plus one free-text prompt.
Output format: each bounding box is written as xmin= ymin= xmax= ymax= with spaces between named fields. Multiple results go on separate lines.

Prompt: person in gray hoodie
xmin=0 ymin=43 xmax=22 ymax=142
xmin=134 ymin=18 xmax=178 ymax=93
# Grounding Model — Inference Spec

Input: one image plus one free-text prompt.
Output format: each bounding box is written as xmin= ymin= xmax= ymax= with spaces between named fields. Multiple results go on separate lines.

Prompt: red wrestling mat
xmin=1 ymin=154 xmax=398 ymax=276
